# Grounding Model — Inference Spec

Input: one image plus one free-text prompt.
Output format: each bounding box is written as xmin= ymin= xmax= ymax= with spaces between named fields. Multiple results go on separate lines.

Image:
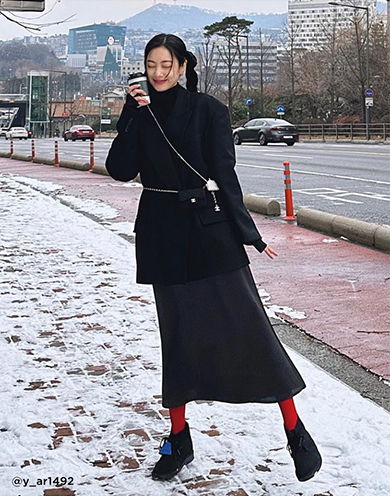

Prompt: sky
xmin=0 ymin=0 xmax=289 ymax=40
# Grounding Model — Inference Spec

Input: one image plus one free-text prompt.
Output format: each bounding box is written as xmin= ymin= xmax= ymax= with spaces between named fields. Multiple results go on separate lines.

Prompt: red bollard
xmin=54 ymin=140 xmax=59 ymax=167
xmin=31 ymin=139 xmax=35 ymax=159
xmin=283 ymin=161 xmax=296 ymax=221
xmin=89 ymin=140 xmax=95 ymax=172
xmin=10 ymin=139 xmax=14 ymax=156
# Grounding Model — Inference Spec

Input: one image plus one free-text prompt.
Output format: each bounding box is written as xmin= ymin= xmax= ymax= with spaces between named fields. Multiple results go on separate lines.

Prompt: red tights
xmin=169 ymin=398 xmax=298 ymax=434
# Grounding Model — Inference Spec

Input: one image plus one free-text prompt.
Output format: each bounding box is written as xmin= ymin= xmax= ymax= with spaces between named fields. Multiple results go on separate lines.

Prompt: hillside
xmin=121 ymin=4 xmax=287 ymax=33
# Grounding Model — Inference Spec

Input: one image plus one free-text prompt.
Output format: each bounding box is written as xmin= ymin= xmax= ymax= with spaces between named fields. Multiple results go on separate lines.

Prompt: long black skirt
xmin=153 ymin=266 xmax=305 ymax=408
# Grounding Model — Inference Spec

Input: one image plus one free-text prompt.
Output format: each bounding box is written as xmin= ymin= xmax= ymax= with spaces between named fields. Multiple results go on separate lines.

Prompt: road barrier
xmin=283 ymin=161 xmax=295 ymax=221
xmin=243 ymin=194 xmax=280 ymax=216
xmin=89 ymin=141 xmax=95 ymax=172
xmin=10 ymin=139 xmax=14 ymax=156
xmin=31 ymin=139 xmax=35 ymax=159
xmin=54 ymin=140 xmax=59 ymax=167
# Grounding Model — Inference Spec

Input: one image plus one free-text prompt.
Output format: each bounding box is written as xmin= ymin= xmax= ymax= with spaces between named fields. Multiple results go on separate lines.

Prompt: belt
xmin=143 ymin=186 xmax=178 ymax=193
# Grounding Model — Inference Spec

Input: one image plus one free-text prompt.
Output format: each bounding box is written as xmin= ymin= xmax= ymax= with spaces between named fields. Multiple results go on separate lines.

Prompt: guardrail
xmin=296 ymin=123 xmax=390 ymax=142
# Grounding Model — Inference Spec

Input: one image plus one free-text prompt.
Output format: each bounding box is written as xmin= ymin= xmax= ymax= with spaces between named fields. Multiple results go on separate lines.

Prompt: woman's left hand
xmin=264 ymin=245 xmax=278 ymax=259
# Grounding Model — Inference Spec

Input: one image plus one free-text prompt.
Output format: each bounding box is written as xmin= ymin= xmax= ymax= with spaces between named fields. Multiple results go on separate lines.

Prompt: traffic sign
xmin=101 ymin=119 xmax=112 ymax=125
xmin=277 ymin=105 xmax=285 ymax=113
xmin=365 ymin=88 xmax=373 ymax=97
xmin=246 ymin=98 xmax=253 ymax=106
xmin=365 ymin=97 xmax=374 ymax=107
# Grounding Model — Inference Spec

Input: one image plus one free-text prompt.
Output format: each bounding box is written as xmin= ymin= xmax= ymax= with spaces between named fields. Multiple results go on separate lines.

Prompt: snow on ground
xmin=1 ymin=174 xmax=390 ymax=496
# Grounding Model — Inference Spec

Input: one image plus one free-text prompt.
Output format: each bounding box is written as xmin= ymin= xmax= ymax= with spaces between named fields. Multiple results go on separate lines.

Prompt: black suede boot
xmin=152 ymin=422 xmax=194 ymax=481
xmin=285 ymin=417 xmax=322 ymax=482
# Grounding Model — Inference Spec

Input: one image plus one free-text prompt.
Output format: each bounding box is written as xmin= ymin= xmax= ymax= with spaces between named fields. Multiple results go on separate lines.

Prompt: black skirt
xmin=153 ymin=266 xmax=306 ymax=408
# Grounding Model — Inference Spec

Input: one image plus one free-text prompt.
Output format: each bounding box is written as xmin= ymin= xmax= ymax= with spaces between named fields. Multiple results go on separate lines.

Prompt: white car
xmin=5 ymin=127 xmax=29 ymax=140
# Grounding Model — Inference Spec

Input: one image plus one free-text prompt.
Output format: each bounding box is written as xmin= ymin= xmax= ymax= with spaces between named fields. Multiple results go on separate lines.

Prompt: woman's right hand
xmin=128 ymin=84 xmax=149 ymax=107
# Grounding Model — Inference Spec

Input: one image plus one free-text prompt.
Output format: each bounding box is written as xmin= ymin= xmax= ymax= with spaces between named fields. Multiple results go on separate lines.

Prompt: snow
xmin=1 ymin=174 xmax=390 ymax=496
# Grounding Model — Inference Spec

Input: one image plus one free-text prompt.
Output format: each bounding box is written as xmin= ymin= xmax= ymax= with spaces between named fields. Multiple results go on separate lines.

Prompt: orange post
xmin=283 ymin=161 xmax=296 ymax=221
xmin=54 ymin=140 xmax=59 ymax=166
xmin=89 ymin=141 xmax=95 ymax=172
xmin=10 ymin=139 xmax=14 ymax=156
xmin=31 ymin=139 xmax=35 ymax=159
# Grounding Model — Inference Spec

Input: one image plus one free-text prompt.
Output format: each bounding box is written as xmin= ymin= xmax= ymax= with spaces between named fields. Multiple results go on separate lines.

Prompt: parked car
xmin=64 ymin=125 xmax=95 ymax=142
xmin=233 ymin=118 xmax=298 ymax=146
xmin=5 ymin=127 xmax=29 ymax=140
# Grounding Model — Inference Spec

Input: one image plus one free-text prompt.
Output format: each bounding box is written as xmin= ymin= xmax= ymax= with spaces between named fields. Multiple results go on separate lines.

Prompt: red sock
xmin=278 ymin=398 xmax=298 ymax=431
xmin=169 ymin=404 xmax=186 ymax=435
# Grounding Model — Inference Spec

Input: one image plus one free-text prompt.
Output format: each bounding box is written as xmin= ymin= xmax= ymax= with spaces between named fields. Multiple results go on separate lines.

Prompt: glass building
xmin=68 ymin=24 xmax=126 ymax=55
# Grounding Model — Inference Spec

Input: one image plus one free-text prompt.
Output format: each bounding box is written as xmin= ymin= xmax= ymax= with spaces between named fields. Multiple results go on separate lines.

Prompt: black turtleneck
xmin=148 ymin=83 xmax=180 ymax=125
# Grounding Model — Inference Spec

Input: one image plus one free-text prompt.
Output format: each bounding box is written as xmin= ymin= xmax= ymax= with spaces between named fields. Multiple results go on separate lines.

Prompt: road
xmin=1 ymin=138 xmax=389 ymax=226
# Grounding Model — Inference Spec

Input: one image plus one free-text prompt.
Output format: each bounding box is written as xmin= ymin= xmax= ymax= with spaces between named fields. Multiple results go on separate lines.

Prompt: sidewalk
xmin=1 ymin=164 xmax=390 ymax=495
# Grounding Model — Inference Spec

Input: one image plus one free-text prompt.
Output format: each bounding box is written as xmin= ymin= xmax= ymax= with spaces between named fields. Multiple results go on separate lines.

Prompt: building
xmin=210 ymin=39 xmax=279 ymax=87
xmin=67 ymin=24 xmax=127 ymax=77
xmin=68 ymin=24 xmax=126 ymax=55
xmin=288 ymin=0 xmax=377 ymax=50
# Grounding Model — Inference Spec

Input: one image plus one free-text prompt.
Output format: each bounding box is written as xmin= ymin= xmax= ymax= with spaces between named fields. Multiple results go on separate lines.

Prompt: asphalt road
xmin=1 ymin=138 xmax=389 ymax=226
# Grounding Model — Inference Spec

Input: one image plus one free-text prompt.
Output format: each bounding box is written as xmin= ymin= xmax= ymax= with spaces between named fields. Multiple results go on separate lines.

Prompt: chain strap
xmin=145 ymin=105 xmax=221 ymax=212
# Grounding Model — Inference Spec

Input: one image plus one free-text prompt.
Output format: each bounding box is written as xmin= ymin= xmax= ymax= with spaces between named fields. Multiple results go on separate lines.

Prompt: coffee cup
xmin=127 ymin=72 xmax=150 ymax=104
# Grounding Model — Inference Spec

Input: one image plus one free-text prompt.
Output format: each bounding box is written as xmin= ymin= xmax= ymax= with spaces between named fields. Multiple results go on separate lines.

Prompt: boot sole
xmin=297 ymin=456 xmax=322 ymax=482
xmin=152 ymin=453 xmax=194 ymax=481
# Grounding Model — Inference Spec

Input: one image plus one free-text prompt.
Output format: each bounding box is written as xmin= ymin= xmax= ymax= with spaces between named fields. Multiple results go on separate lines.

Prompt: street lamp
xmin=328 ymin=1 xmax=370 ymax=139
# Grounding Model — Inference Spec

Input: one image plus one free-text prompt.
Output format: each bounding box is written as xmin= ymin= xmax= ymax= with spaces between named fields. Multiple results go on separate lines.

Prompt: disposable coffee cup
xmin=127 ymin=73 xmax=150 ymax=105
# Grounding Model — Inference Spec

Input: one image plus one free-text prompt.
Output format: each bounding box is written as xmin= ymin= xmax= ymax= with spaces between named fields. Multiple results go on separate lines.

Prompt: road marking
xmin=262 ymin=153 xmax=314 ymax=159
xmin=294 ymin=187 xmax=390 ymax=204
xmin=236 ymin=162 xmax=390 ymax=186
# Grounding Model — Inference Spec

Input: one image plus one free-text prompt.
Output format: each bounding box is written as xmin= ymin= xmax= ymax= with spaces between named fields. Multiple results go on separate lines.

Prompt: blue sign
xmin=365 ymin=89 xmax=373 ymax=97
xmin=277 ymin=105 xmax=285 ymax=113
xmin=246 ymin=98 xmax=253 ymax=106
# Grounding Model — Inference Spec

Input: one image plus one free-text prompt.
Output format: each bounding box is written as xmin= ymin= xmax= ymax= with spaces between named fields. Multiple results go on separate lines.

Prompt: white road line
xmin=236 ymin=162 xmax=390 ymax=186
xmin=261 ymin=153 xmax=314 ymax=159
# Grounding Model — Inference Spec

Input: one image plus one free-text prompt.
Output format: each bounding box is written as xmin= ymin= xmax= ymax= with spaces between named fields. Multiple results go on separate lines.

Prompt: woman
xmin=106 ymin=33 xmax=321 ymax=483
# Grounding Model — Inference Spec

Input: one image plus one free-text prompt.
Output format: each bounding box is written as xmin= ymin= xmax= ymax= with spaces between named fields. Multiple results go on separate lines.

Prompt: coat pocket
xmin=197 ymin=207 xmax=228 ymax=225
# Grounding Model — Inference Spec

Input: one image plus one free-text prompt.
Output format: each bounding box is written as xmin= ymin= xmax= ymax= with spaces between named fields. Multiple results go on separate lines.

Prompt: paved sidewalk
xmin=1 ymin=168 xmax=390 ymax=496
xmin=1 ymin=158 xmax=389 ymax=385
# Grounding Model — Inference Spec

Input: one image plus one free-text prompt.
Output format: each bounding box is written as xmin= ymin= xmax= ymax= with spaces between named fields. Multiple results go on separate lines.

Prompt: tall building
xmin=67 ymin=24 xmax=127 ymax=76
xmin=68 ymin=24 xmax=126 ymax=55
xmin=210 ymin=39 xmax=279 ymax=87
xmin=288 ymin=0 xmax=377 ymax=49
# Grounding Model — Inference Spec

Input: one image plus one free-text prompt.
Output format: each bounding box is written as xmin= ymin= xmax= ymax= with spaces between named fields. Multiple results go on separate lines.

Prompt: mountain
xmin=121 ymin=4 xmax=287 ymax=33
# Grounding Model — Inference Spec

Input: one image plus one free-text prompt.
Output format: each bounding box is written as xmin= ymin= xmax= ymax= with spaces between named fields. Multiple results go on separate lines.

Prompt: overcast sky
xmin=0 ymin=0 xmax=289 ymax=40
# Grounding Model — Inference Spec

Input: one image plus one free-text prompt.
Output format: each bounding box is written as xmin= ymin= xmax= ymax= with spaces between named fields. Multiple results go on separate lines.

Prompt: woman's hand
xmin=128 ymin=84 xmax=149 ymax=107
xmin=264 ymin=245 xmax=278 ymax=260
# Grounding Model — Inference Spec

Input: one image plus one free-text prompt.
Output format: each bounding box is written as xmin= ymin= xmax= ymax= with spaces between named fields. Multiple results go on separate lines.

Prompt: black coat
xmin=106 ymin=85 xmax=266 ymax=285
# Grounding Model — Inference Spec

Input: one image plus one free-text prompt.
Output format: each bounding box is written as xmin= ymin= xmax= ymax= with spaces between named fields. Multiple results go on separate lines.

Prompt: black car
xmin=233 ymin=118 xmax=298 ymax=146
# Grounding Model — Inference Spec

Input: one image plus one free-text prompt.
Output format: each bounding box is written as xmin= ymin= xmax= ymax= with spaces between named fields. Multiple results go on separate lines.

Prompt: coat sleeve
xmin=207 ymin=103 xmax=267 ymax=252
xmin=105 ymin=96 xmax=141 ymax=182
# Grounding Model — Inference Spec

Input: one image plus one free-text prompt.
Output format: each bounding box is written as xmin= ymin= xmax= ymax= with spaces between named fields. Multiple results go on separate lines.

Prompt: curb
xmin=0 ymin=151 xmax=11 ymax=158
xmin=32 ymin=156 xmax=55 ymax=166
xmin=59 ymin=160 xmax=89 ymax=171
xmin=90 ymin=164 xmax=110 ymax=176
xmin=297 ymin=207 xmax=390 ymax=253
xmin=11 ymin=153 xmax=33 ymax=162
xmin=243 ymin=194 xmax=281 ymax=216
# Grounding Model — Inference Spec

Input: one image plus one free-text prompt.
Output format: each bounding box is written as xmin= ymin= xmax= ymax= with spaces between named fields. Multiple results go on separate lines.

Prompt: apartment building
xmin=288 ymin=0 xmax=377 ymax=49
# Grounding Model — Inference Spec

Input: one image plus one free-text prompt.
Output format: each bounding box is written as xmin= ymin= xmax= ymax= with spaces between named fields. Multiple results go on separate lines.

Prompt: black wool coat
xmin=106 ymin=85 xmax=266 ymax=285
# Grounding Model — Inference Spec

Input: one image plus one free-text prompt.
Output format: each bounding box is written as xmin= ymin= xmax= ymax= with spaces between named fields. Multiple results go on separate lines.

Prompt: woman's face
xmin=146 ymin=46 xmax=186 ymax=92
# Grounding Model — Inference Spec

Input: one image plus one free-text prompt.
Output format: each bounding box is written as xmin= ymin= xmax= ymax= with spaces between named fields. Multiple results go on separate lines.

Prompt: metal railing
xmin=296 ymin=123 xmax=390 ymax=142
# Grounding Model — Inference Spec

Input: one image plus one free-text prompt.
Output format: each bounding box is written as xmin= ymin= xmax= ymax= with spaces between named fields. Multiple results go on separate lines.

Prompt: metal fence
xmin=296 ymin=123 xmax=390 ymax=142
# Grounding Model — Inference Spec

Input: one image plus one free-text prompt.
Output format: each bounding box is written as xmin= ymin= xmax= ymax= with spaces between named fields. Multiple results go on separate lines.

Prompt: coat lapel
xmin=140 ymin=85 xmax=193 ymax=190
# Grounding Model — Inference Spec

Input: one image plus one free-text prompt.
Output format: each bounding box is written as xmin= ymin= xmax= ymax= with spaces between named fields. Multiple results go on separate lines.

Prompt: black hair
xmin=144 ymin=33 xmax=198 ymax=92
